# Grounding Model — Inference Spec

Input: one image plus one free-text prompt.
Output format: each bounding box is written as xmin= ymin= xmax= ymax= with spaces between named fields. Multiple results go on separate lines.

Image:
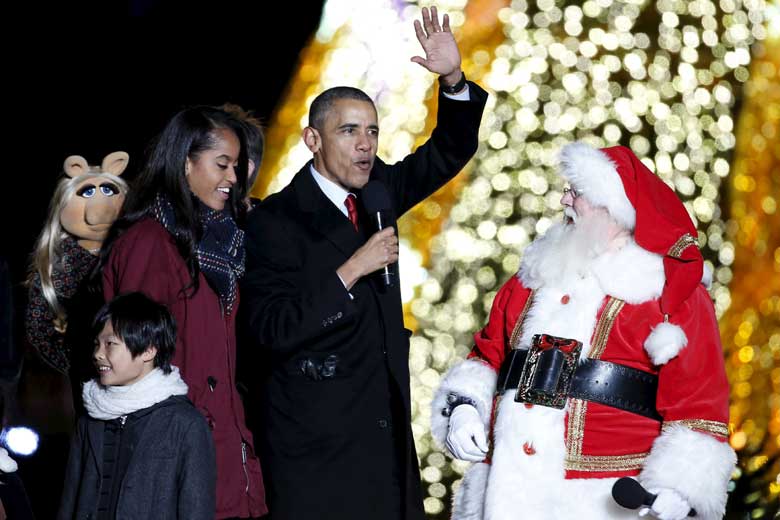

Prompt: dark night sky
xmin=5 ymin=3 xmax=325 ymax=285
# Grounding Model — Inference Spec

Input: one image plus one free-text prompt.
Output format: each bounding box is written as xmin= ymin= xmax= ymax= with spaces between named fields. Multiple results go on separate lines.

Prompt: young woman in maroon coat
xmin=99 ymin=106 xmax=267 ymax=519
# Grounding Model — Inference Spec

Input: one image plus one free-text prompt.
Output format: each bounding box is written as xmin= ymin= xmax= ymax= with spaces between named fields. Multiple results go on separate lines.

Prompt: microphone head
xmin=612 ymin=477 xmax=649 ymax=510
xmin=362 ymin=180 xmax=392 ymax=214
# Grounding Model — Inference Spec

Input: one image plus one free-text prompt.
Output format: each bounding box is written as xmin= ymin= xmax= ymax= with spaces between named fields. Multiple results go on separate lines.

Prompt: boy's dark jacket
xmin=58 ymin=395 xmax=215 ymax=520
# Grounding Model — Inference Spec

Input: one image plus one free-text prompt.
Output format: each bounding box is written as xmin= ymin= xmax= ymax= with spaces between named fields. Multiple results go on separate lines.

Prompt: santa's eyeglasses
xmin=562 ymin=186 xmax=580 ymax=198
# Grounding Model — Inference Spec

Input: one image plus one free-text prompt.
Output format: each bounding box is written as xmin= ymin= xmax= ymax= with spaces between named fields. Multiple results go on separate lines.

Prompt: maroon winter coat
xmin=103 ymin=218 xmax=266 ymax=519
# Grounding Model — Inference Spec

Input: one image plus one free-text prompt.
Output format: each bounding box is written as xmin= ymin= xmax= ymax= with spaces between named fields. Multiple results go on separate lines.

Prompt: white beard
xmin=520 ymin=212 xmax=616 ymax=289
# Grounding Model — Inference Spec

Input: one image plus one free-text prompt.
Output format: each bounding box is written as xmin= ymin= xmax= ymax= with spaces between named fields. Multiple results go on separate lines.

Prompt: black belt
xmin=496 ymin=348 xmax=661 ymax=421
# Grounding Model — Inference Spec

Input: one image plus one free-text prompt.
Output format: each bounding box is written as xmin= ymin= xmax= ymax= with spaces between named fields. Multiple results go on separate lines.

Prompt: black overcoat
xmin=242 ymin=83 xmax=487 ymax=520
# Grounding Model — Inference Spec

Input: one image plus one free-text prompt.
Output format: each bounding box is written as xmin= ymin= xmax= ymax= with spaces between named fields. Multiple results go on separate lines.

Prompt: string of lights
xmin=253 ymin=1 xmax=776 ymax=516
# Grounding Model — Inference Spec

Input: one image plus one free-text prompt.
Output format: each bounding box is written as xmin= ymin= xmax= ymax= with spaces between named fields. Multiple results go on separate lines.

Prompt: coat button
xmin=523 ymin=442 xmax=536 ymax=455
xmin=378 ymin=419 xmax=388 ymax=428
xmin=524 ymin=403 xmax=533 ymax=409
xmin=561 ymin=294 xmax=570 ymax=304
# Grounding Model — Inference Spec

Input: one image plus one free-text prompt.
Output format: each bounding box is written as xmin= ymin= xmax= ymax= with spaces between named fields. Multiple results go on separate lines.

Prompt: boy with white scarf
xmin=58 ymin=292 xmax=215 ymax=520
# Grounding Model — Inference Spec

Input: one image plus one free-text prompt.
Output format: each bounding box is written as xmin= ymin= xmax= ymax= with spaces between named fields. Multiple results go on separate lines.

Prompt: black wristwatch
xmin=439 ymin=71 xmax=467 ymax=95
xmin=441 ymin=392 xmax=478 ymax=417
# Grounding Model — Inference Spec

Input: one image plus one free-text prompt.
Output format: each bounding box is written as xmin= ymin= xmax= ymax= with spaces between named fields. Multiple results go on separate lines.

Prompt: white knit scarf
xmin=82 ymin=366 xmax=189 ymax=420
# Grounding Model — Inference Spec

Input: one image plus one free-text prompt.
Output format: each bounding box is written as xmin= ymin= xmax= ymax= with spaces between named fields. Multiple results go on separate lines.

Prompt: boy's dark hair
xmin=92 ymin=292 xmax=176 ymax=374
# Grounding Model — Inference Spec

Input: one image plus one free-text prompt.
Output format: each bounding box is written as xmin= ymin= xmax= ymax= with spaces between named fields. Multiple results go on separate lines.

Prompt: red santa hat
xmin=558 ymin=141 xmax=704 ymax=364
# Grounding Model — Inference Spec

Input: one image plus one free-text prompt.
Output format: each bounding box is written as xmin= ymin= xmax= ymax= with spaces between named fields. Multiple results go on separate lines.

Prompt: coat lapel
xmin=292 ymin=162 xmax=401 ymax=333
xmin=292 ymin=162 xmax=364 ymax=258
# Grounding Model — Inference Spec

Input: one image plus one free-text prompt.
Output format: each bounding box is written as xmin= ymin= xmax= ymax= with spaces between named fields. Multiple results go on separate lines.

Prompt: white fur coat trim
xmin=702 ymin=263 xmax=713 ymax=289
xmin=559 ymin=141 xmax=636 ymax=230
xmin=452 ymin=462 xmax=489 ymax=520
xmin=480 ymin=395 xmax=639 ymax=519
xmin=640 ymin=424 xmax=736 ymax=520
xmin=430 ymin=359 xmax=497 ymax=448
xmin=590 ymin=240 xmax=665 ymax=304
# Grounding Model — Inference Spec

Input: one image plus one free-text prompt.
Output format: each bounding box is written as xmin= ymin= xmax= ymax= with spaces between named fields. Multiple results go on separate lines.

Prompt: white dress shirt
xmin=310 ymin=164 xmax=351 ymax=217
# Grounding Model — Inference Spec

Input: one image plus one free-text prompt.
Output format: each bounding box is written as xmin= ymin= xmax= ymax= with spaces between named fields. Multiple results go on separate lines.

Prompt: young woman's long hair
xmin=99 ymin=106 xmax=249 ymax=291
xmin=28 ymin=172 xmax=129 ymax=324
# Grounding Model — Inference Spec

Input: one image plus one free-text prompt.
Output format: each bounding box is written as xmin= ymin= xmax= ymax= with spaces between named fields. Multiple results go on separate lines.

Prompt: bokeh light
xmin=254 ymin=0 xmax=777 ymax=516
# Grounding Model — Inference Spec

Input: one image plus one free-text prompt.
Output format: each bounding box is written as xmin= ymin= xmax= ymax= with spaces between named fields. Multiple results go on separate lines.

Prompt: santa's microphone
xmin=362 ymin=180 xmax=395 ymax=287
xmin=612 ymin=478 xmax=697 ymax=517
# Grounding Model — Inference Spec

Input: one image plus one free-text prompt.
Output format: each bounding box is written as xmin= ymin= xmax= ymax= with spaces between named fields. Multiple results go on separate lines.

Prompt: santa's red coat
xmin=431 ymin=228 xmax=734 ymax=520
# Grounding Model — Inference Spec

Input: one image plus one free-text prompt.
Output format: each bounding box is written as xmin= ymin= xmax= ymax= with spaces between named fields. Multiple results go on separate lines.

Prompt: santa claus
xmin=431 ymin=142 xmax=735 ymax=520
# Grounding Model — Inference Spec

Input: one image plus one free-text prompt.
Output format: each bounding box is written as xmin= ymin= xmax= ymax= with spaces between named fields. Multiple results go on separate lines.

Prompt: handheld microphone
xmin=612 ymin=477 xmax=697 ymax=517
xmin=362 ymin=181 xmax=395 ymax=287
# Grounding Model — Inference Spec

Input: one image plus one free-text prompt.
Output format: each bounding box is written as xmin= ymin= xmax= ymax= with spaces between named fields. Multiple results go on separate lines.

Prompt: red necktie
xmin=344 ymin=194 xmax=359 ymax=232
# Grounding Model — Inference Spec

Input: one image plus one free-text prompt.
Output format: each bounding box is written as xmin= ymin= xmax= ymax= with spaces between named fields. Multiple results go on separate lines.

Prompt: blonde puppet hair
xmin=28 ymin=152 xmax=129 ymax=329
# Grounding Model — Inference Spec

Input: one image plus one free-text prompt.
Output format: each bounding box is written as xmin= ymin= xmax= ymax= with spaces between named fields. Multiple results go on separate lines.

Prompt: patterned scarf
xmin=152 ymin=194 xmax=245 ymax=314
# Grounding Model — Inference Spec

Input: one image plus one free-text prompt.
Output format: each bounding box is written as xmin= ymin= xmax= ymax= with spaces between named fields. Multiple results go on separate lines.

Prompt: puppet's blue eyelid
xmin=78 ymin=186 xmax=97 ymax=198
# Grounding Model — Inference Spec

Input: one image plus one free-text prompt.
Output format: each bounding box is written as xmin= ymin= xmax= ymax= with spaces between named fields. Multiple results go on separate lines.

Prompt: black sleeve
xmin=379 ymin=81 xmax=488 ymax=216
xmin=177 ymin=414 xmax=216 ymax=520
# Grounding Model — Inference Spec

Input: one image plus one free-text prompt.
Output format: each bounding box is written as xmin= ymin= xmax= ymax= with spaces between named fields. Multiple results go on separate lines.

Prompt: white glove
xmin=445 ymin=404 xmax=488 ymax=462
xmin=0 ymin=447 xmax=18 ymax=473
xmin=638 ymin=488 xmax=691 ymax=520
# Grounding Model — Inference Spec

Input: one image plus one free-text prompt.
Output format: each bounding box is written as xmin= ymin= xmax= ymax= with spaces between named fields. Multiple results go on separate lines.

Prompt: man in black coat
xmin=242 ymin=6 xmax=487 ymax=519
